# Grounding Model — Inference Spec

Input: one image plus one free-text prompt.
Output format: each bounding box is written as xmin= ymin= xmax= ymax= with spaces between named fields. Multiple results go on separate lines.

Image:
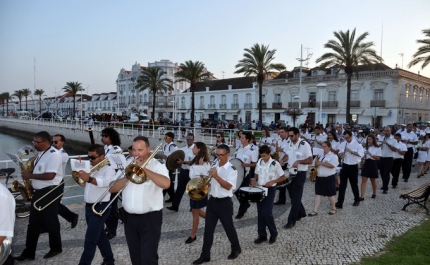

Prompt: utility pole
xmin=399 ymin=53 xmax=404 ymax=69
xmin=296 ymin=45 xmax=313 ymax=109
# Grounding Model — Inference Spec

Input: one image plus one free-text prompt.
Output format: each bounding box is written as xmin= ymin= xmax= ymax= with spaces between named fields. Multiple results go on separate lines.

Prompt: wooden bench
xmin=400 ymin=183 xmax=430 ymax=215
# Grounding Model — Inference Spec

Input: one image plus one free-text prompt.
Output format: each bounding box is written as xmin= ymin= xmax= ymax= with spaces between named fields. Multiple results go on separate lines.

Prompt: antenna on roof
xmin=399 ymin=53 xmax=404 ymax=69
xmin=304 ymin=47 xmax=312 ymax=68
xmin=34 ymin=57 xmax=36 ymax=94
xmin=222 ymin=71 xmax=225 ymax=79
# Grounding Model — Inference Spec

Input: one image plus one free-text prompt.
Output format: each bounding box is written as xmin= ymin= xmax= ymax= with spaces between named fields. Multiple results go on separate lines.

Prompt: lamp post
xmin=316 ymin=83 xmax=327 ymax=126
xmin=296 ymin=44 xmax=313 ymax=109
xmin=293 ymin=95 xmax=300 ymax=127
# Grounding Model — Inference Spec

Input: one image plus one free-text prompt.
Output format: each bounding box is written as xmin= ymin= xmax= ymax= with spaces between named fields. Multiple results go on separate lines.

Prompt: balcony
xmin=178 ymin=104 xmax=186 ymax=110
xmin=231 ymin=103 xmax=239 ymax=109
xmin=208 ymin=104 xmax=216 ymax=109
xmin=272 ymin=102 xmax=282 ymax=109
xmin=322 ymin=101 xmax=338 ymax=108
xmin=244 ymin=103 xmax=253 ymax=109
xmin=288 ymin=102 xmax=299 ymax=108
xmin=143 ymin=101 xmax=149 ymax=106
xmin=198 ymin=105 xmax=205 ymax=109
xmin=219 ymin=104 xmax=227 ymax=109
xmin=350 ymin=101 xmax=360 ymax=107
xmin=257 ymin=103 xmax=266 ymax=109
xmin=370 ymin=100 xmax=385 ymax=107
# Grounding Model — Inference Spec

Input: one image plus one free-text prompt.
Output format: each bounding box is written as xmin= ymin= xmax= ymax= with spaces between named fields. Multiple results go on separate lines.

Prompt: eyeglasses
xmin=186 ymin=138 xmax=194 ymax=141
xmin=88 ymin=155 xmax=101 ymax=160
xmin=164 ymin=136 xmax=171 ymax=139
xmin=32 ymin=140 xmax=46 ymax=144
xmin=51 ymin=141 xmax=59 ymax=144
xmin=288 ymin=134 xmax=295 ymax=137
xmin=216 ymin=153 xmax=229 ymax=157
xmin=102 ymin=135 xmax=109 ymax=138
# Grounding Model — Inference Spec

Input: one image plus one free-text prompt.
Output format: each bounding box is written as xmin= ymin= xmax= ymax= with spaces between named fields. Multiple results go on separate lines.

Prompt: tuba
xmin=11 ymin=147 xmax=36 ymax=201
xmin=186 ymin=170 xmax=214 ymax=201
xmin=309 ymin=156 xmax=318 ymax=182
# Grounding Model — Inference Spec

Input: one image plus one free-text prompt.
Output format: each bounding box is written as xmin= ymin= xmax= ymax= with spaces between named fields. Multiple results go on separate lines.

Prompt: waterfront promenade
xmin=10 ymin=170 xmax=428 ymax=265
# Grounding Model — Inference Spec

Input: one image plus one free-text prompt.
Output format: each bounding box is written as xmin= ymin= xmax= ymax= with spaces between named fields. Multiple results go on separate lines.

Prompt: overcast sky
xmin=1 ymin=0 xmax=429 ymax=97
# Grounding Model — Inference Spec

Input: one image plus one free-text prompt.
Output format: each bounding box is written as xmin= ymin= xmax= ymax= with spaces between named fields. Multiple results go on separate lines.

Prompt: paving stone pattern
xmin=11 ymin=171 xmax=429 ymax=265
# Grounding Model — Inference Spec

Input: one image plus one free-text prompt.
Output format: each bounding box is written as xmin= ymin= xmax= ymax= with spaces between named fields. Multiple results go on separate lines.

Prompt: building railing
xmin=370 ymin=100 xmax=385 ymax=107
xmin=350 ymin=101 xmax=360 ymax=107
xmin=244 ymin=103 xmax=253 ymax=109
xmin=143 ymin=102 xmax=149 ymax=106
xmin=208 ymin=104 xmax=216 ymax=109
xmin=257 ymin=103 xmax=266 ymax=109
xmin=219 ymin=104 xmax=227 ymax=109
xmin=272 ymin=102 xmax=282 ymax=109
xmin=231 ymin=103 xmax=239 ymax=109
xmin=288 ymin=102 xmax=299 ymax=108
xmin=322 ymin=101 xmax=338 ymax=108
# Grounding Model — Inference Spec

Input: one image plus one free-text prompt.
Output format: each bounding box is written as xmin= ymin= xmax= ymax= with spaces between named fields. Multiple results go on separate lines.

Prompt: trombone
xmin=33 ymin=150 xmax=123 ymax=212
xmin=92 ymin=143 xmax=163 ymax=216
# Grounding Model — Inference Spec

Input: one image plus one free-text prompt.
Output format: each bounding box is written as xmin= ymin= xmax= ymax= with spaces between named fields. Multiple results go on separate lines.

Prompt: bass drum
xmin=229 ymin=158 xmax=245 ymax=191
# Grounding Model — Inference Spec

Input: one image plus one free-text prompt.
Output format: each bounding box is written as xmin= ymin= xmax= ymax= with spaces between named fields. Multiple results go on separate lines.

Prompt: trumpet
xmin=92 ymin=143 xmax=163 ymax=216
xmin=33 ymin=150 xmax=122 ymax=212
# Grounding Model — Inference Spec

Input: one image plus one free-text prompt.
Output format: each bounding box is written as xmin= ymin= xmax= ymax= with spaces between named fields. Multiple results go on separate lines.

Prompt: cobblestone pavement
xmin=11 ymin=172 xmax=429 ymax=265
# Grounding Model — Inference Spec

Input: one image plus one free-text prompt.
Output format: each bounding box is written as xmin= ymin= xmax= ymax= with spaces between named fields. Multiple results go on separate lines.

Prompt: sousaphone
xmin=166 ymin=150 xmax=185 ymax=170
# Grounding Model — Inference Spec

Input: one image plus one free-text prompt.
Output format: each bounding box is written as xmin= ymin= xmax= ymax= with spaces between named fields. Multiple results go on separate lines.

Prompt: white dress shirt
xmin=317 ymin=152 xmax=339 ymax=177
xmin=287 ymin=140 xmax=313 ymax=172
xmin=104 ymin=144 xmax=121 ymax=155
xmin=393 ymin=141 xmax=407 ymax=159
xmin=330 ymin=140 xmax=340 ymax=152
xmin=364 ymin=146 xmax=382 ymax=160
xmin=122 ymin=158 xmax=169 ymax=214
xmin=339 ymin=139 xmax=364 ymax=165
xmin=84 ymin=164 xmax=117 ymax=203
xmin=0 ymin=183 xmax=15 ymax=239
xmin=313 ymin=134 xmax=327 ymax=149
xmin=255 ymin=158 xmax=284 ymax=187
xmin=234 ymin=144 xmax=258 ymax=172
xmin=58 ymin=148 xmax=69 ymax=175
xmin=181 ymin=144 xmax=195 ymax=170
xmin=32 ymin=146 xmax=63 ymax=189
xmin=163 ymin=142 xmax=178 ymax=159
xmin=380 ymin=136 xmax=396 ymax=158
xmin=189 ymin=162 xmax=211 ymax=179
xmin=401 ymin=131 xmax=418 ymax=148
xmin=209 ymin=160 xmax=237 ymax=198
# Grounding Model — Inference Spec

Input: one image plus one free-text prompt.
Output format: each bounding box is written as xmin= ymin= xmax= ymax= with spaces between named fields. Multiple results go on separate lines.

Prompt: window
xmin=262 ymin=95 xmax=266 ymax=103
xmin=233 ymin=94 xmax=238 ymax=104
xmin=221 ymin=95 xmax=226 ymax=104
xmin=328 ymin=114 xmax=336 ymax=125
xmin=420 ymin=88 xmax=424 ymax=103
xmin=181 ymin=96 xmax=185 ymax=105
xmin=351 ymin=91 xmax=359 ymax=101
xmin=275 ymin=94 xmax=281 ymax=103
xmin=290 ymin=93 xmax=298 ymax=102
xmin=210 ymin=96 xmax=215 ymax=104
xmin=413 ymin=87 xmax=418 ymax=102
xmin=373 ymin=89 xmax=383 ymax=101
xmin=328 ymin=91 xmax=336 ymax=101
xmin=144 ymin=94 xmax=147 ymax=102
xmin=246 ymin=93 xmax=251 ymax=103
xmin=200 ymin=96 xmax=204 ymax=108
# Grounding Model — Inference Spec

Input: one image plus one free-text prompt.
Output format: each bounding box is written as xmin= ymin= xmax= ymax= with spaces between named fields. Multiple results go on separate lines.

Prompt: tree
xmin=62 ymin=81 xmax=83 ymax=118
xmin=408 ymin=28 xmax=430 ymax=70
xmin=135 ymin=67 xmax=174 ymax=121
xmin=315 ymin=28 xmax=382 ymax=124
xmin=21 ymin=88 xmax=32 ymax=111
xmin=174 ymin=61 xmax=212 ymax=123
xmin=235 ymin=43 xmax=286 ymax=124
xmin=34 ymin=89 xmax=45 ymax=112
xmin=1 ymin=92 xmax=12 ymax=115
xmin=13 ymin=90 xmax=24 ymax=111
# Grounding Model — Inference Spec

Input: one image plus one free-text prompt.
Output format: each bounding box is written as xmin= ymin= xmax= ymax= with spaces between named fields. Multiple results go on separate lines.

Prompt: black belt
xmin=343 ymin=163 xmax=358 ymax=166
xmin=86 ymin=201 xmax=109 ymax=207
xmin=381 ymin=157 xmax=393 ymax=159
xmin=34 ymin=185 xmax=57 ymax=191
xmin=318 ymin=174 xmax=335 ymax=178
xmin=210 ymin=196 xmax=230 ymax=201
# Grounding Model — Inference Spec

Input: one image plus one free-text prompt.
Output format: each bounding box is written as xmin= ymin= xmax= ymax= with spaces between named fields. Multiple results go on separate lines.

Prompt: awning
xmin=204 ymin=109 xmax=217 ymax=114
xmin=337 ymin=109 xmax=366 ymax=115
xmin=362 ymin=108 xmax=391 ymax=117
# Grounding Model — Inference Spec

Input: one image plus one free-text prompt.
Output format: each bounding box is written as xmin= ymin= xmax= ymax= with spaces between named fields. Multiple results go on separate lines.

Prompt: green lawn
xmin=357 ymin=218 xmax=430 ymax=265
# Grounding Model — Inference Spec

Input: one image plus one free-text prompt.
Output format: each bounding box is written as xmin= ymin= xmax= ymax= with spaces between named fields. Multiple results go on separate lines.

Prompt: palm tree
xmin=135 ymin=67 xmax=174 ymax=121
xmin=21 ymin=88 xmax=32 ymax=111
xmin=13 ymin=90 xmax=24 ymax=111
xmin=235 ymin=43 xmax=286 ymax=124
xmin=408 ymin=28 xmax=430 ymax=70
xmin=62 ymin=82 xmax=83 ymax=118
xmin=315 ymin=28 xmax=382 ymax=124
xmin=34 ymin=89 xmax=45 ymax=112
xmin=174 ymin=61 xmax=212 ymax=123
xmin=2 ymin=92 xmax=12 ymax=115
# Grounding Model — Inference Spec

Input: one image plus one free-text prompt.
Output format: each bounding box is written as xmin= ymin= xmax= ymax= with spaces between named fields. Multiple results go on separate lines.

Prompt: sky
xmin=1 ymin=0 xmax=430 ymax=98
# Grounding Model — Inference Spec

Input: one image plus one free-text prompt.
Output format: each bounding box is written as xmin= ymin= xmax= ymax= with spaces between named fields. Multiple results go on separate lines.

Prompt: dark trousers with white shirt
xmin=257 ymin=187 xmax=277 ymax=238
xmin=172 ymin=169 xmax=190 ymax=208
xmin=379 ymin=157 xmax=393 ymax=191
xmin=58 ymin=182 xmax=77 ymax=223
xmin=402 ymin=147 xmax=414 ymax=180
xmin=235 ymin=172 xmax=251 ymax=215
xmin=200 ymin=197 xmax=240 ymax=259
xmin=124 ymin=210 xmax=162 ymax=265
xmin=163 ymin=170 xmax=175 ymax=200
xmin=287 ymin=171 xmax=307 ymax=225
xmin=79 ymin=202 xmax=114 ymax=265
xmin=337 ymin=164 xmax=360 ymax=205
xmin=105 ymin=192 xmax=119 ymax=235
xmin=391 ymin=158 xmax=404 ymax=187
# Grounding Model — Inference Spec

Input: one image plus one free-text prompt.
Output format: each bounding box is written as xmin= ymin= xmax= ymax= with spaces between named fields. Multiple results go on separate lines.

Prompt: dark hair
xmin=54 ymin=134 xmax=66 ymax=142
xmin=259 ymin=145 xmax=271 ymax=155
xmin=216 ymin=133 xmax=226 ymax=143
xmin=88 ymin=144 xmax=105 ymax=156
xmin=128 ymin=145 xmax=132 ymax=151
xmin=288 ymin=127 xmax=299 ymax=135
xmin=217 ymin=144 xmax=230 ymax=154
xmin=327 ymin=130 xmax=339 ymax=142
xmin=165 ymin=132 xmax=174 ymax=140
xmin=133 ymin=136 xmax=150 ymax=147
xmin=34 ymin=131 xmax=51 ymax=141
xmin=366 ymin=134 xmax=379 ymax=148
xmin=242 ymin=131 xmax=251 ymax=141
xmin=321 ymin=140 xmax=332 ymax=148
xmin=191 ymin=142 xmax=210 ymax=165
xmin=187 ymin=133 xmax=194 ymax=139
xmin=101 ymin=127 xmax=121 ymax=146
xmin=343 ymin=130 xmax=352 ymax=137
xmin=279 ymin=127 xmax=289 ymax=133
xmin=262 ymin=128 xmax=271 ymax=137
xmin=394 ymin=133 xmax=402 ymax=138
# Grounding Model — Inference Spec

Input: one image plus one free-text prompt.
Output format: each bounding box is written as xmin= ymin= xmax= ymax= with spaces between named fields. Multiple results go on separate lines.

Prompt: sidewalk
xmin=11 ymin=172 xmax=429 ymax=265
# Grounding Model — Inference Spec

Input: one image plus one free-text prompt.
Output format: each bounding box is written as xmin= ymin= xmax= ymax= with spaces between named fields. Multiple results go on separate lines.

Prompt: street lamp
xmin=293 ymin=95 xmax=300 ymax=127
xmin=316 ymin=83 xmax=327 ymax=126
xmin=296 ymin=44 xmax=313 ymax=109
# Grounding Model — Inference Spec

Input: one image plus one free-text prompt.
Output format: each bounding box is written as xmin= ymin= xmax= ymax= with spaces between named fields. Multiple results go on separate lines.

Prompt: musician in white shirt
xmin=274 ymin=127 xmax=291 ymax=205
xmin=313 ymin=126 xmax=327 ymax=149
xmin=327 ymin=131 xmax=340 ymax=189
xmin=308 ymin=141 xmax=339 ymax=216
xmin=163 ymin=132 xmax=178 ymax=203
xmin=400 ymin=124 xmax=418 ymax=181
xmin=110 ymin=136 xmax=170 ymax=265
xmin=391 ymin=133 xmax=408 ymax=188
xmin=336 ymin=130 xmax=364 ymax=208
xmin=250 ymin=145 xmax=286 ymax=244
xmin=77 ymin=144 xmax=117 ymax=265
xmin=192 ymin=144 xmax=241 ymax=264
xmin=259 ymin=128 xmax=274 ymax=149
xmin=359 ymin=135 xmax=381 ymax=200
xmin=379 ymin=127 xmax=397 ymax=194
xmin=0 ymin=181 xmax=15 ymax=265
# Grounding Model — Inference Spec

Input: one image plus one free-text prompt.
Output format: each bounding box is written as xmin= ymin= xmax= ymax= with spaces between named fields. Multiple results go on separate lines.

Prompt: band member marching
xmin=163 ymin=132 xmax=178 ymax=203
xmin=274 ymin=127 xmax=291 ymax=205
xmin=0 ymin=177 xmax=15 ymax=265
xmin=250 ymin=145 xmax=286 ymax=244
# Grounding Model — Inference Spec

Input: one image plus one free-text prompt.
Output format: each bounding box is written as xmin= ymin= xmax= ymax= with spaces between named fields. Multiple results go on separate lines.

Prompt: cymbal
xmin=166 ymin=150 xmax=185 ymax=170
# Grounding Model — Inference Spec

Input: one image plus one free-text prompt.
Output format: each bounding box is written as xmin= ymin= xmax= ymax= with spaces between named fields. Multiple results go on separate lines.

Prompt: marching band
xmin=4 ymin=122 xmax=429 ymax=264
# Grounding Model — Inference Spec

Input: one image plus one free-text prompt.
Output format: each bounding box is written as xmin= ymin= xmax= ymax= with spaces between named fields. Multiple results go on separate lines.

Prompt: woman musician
xmin=259 ymin=128 xmax=274 ymax=147
xmin=359 ymin=134 xmax=381 ymax=200
xmin=308 ymin=141 xmax=339 ymax=216
xmin=210 ymin=133 xmax=226 ymax=160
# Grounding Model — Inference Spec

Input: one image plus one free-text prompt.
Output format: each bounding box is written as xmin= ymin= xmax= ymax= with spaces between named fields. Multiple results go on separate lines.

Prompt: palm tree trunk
xmin=152 ymin=89 xmax=156 ymax=121
xmin=346 ymin=74 xmax=352 ymax=124
xmin=73 ymin=96 xmax=76 ymax=118
xmin=19 ymin=100 xmax=22 ymax=111
xmin=258 ymin=77 xmax=264 ymax=126
xmin=6 ymin=99 xmax=8 ymax=115
xmin=191 ymin=84 xmax=196 ymax=123
xmin=25 ymin=96 xmax=28 ymax=111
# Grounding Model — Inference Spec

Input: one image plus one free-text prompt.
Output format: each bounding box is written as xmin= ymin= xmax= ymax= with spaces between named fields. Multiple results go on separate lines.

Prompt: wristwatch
xmin=87 ymin=177 xmax=94 ymax=183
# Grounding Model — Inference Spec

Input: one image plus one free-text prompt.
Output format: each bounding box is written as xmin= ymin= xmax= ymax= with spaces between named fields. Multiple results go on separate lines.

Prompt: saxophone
xmin=309 ymin=156 xmax=318 ymax=182
xmin=11 ymin=148 xmax=36 ymax=201
xmin=272 ymin=141 xmax=280 ymax=161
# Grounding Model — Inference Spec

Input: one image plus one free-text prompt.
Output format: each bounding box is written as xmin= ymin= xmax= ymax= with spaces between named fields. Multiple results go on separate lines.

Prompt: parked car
xmin=354 ymin=124 xmax=374 ymax=135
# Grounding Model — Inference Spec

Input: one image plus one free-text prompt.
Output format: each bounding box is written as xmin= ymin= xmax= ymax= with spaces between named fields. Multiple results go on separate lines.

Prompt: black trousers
xmin=391 ymin=158 xmax=403 ymax=187
xmin=402 ymin=148 xmax=414 ymax=180
xmin=124 ymin=210 xmax=162 ymax=265
xmin=337 ymin=164 xmax=360 ymax=206
xmin=276 ymin=185 xmax=287 ymax=203
xmin=22 ymin=186 xmax=62 ymax=256
xmin=163 ymin=170 xmax=175 ymax=200
xmin=105 ymin=193 xmax=119 ymax=235
xmin=379 ymin=157 xmax=394 ymax=191
xmin=58 ymin=183 xmax=76 ymax=223
xmin=172 ymin=169 xmax=190 ymax=208
xmin=235 ymin=172 xmax=252 ymax=215
xmin=286 ymin=171 xmax=307 ymax=225
xmin=201 ymin=197 xmax=240 ymax=259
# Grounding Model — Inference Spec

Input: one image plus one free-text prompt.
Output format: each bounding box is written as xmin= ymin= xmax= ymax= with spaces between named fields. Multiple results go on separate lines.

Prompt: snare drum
xmin=277 ymin=170 xmax=291 ymax=188
xmin=237 ymin=187 xmax=265 ymax=202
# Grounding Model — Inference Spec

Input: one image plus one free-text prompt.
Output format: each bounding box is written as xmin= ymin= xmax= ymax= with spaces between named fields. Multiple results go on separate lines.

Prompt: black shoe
xmin=359 ymin=197 xmax=364 ymax=201
xmin=107 ymin=233 xmax=116 ymax=240
xmin=371 ymin=194 xmax=376 ymax=199
xmin=101 ymin=262 xmax=115 ymax=265
xmin=269 ymin=236 xmax=277 ymax=244
xmin=165 ymin=198 xmax=173 ymax=203
xmin=71 ymin=214 xmax=78 ymax=229
xmin=185 ymin=236 xmax=196 ymax=244
xmin=254 ymin=236 xmax=267 ymax=244
xmin=235 ymin=213 xmax=244 ymax=219
xmin=192 ymin=257 xmax=210 ymax=264
xmin=335 ymin=187 xmax=339 ymax=191
xmin=383 ymin=190 xmax=388 ymax=194
xmin=335 ymin=203 xmax=343 ymax=209
xmin=297 ymin=215 xmax=306 ymax=221
xmin=404 ymin=179 xmax=408 ymax=182
xmin=353 ymin=201 xmax=360 ymax=206
xmin=14 ymin=253 xmax=35 ymax=261
xmin=43 ymin=250 xmax=62 ymax=259
xmin=274 ymin=201 xmax=286 ymax=205
xmin=167 ymin=206 xmax=178 ymax=212
xmin=227 ymin=249 xmax=241 ymax=260
xmin=392 ymin=185 xmax=397 ymax=189
xmin=283 ymin=223 xmax=295 ymax=229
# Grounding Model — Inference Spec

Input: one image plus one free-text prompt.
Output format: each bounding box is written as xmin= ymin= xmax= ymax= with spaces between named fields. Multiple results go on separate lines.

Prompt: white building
xmin=87 ymin=92 xmax=117 ymax=114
